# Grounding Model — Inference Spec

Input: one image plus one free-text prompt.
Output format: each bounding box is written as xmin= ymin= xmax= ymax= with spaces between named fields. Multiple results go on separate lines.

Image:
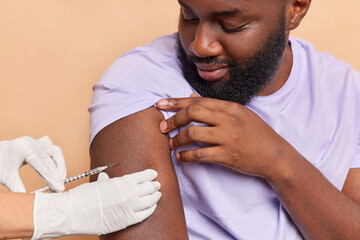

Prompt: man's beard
xmin=177 ymin=15 xmax=288 ymax=105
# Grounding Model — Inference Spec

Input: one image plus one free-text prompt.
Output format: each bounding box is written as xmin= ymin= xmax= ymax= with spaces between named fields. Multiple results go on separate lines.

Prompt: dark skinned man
xmin=89 ymin=0 xmax=360 ymax=239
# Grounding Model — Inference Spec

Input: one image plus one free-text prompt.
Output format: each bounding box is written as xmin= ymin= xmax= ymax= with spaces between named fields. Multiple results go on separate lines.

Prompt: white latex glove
xmin=0 ymin=136 xmax=66 ymax=192
xmin=32 ymin=169 xmax=161 ymax=239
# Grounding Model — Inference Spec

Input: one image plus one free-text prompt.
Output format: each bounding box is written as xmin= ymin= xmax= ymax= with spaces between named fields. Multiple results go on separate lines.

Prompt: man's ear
xmin=286 ymin=0 xmax=312 ymax=30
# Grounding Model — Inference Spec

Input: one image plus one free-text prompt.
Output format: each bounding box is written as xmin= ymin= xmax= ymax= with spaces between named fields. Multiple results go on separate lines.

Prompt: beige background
xmin=0 ymin=1 xmax=359 ymax=240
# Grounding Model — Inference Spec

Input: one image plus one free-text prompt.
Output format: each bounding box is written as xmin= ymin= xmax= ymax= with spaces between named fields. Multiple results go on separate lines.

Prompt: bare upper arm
xmin=90 ymin=106 xmax=188 ymax=239
xmin=342 ymin=168 xmax=360 ymax=203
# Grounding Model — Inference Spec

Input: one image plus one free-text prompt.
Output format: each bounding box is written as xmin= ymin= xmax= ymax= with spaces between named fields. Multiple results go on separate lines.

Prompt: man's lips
xmin=195 ymin=63 xmax=229 ymax=82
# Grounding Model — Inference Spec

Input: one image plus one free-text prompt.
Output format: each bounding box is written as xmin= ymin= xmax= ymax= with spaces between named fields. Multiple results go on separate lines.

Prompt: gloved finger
xmin=134 ymin=191 xmax=162 ymax=212
xmin=23 ymin=137 xmax=67 ymax=182
xmin=40 ymin=175 xmax=65 ymax=192
xmin=136 ymin=181 xmax=161 ymax=198
xmin=134 ymin=204 xmax=157 ymax=222
xmin=42 ymin=145 xmax=67 ymax=181
xmin=97 ymin=172 xmax=110 ymax=181
xmin=6 ymin=174 xmax=26 ymax=193
xmin=26 ymin=153 xmax=65 ymax=192
xmin=127 ymin=169 xmax=158 ymax=184
xmin=34 ymin=136 xmax=67 ymax=181
xmin=38 ymin=136 xmax=53 ymax=144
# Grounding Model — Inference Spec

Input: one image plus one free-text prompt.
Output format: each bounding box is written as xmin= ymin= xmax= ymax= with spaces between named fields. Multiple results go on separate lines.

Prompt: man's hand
xmin=156 ymin=96 xmax=296 ymax=179
xmin=0 ymin=136 xmax=67 ymax=192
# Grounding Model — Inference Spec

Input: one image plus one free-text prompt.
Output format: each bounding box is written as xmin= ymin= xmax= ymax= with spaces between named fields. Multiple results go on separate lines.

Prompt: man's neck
xmin=258 ymin=42 xmax=293 ymax=96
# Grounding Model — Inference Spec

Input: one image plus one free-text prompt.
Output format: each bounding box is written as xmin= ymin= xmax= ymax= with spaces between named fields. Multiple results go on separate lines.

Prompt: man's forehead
xmin=181 ymin=0 xmax=245 ymax=4
xmin=178 ymin=0 xmax=283 ymax=18
xmin=178 ymin=0 xmax=266 ymax=11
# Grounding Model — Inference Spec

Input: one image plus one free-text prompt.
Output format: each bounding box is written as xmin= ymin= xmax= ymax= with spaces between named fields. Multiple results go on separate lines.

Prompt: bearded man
xmin=89 ymin=0 xmax=360 ymax=239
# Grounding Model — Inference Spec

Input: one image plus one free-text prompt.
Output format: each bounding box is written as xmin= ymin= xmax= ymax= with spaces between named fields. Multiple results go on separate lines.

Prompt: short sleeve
xmin=351 ymin=139 xmax=360 ymax=168
xmin=88 ymin=36 xmax=193 ymax=144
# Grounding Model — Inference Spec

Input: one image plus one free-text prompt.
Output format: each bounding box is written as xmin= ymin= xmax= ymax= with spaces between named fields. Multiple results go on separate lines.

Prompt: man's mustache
xmin=187 ymin=54 xmax=235 ymax=66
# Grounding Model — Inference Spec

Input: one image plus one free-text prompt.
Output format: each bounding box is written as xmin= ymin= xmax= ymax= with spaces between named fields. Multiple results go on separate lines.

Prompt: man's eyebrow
xmin=177 ymin=0 xmax=247 ymax=17
xmin=212 ymin=9 xmax=246 ymax=17
xmin=178 ymin=0 xmax=191 ymax=10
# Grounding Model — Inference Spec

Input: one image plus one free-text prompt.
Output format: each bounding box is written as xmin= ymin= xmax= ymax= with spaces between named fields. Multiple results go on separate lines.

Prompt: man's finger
xmin=176 ymin=146 xmax=224 ymax=164
xmin=190 ymin=93 xmax=201 ymax=98
xmin=170 ymin=126 xmax=219 ymax=149
xmin=156 ymin=96 xmax=230 ymax=111
xmin=160 ymin=104 xmax=221 ymax=133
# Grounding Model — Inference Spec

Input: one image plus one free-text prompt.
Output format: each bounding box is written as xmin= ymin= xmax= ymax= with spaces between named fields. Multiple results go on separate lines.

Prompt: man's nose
xmin=189 ymin=23 xmax=222 ymax=58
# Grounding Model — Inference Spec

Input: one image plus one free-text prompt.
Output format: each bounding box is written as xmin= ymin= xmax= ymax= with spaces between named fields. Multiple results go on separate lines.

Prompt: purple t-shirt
xmin=89 ymin=34 xmax=360 ymax=239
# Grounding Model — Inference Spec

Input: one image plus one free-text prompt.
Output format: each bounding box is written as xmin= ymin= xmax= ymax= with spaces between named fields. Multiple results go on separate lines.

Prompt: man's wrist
xmin=262 ymin=146 xmax=302 ymax=189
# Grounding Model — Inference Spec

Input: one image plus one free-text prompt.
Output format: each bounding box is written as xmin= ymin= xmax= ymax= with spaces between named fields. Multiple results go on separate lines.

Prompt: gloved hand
xmin=0 ymin=136 xmax=66 ymax=192
xmin=32 ymin=169 xmax=162 ymax=239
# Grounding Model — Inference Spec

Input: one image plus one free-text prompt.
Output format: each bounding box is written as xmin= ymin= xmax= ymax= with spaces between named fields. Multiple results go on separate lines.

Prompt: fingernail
xmin=169 ymin=139 xmax=174 ymax=149
xmin=160 ymin=121 xmax=168 ymax=132
xmin=176 ymin=152 xmax=181 ymax=161
xmin=157 ymin=100 xmax=169 ymax=108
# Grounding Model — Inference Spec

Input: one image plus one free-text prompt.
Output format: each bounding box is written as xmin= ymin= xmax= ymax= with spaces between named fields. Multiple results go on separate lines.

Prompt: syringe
xmin=32 ymin=163 xmax=117 ymax=193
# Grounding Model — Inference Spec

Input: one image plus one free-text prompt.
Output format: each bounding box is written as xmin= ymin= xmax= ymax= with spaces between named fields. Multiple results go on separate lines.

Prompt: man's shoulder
xmin=291 ymin=36 xmax=358 ymax=70
xmin=100 ymin=33 xmax=181 ymax=84
xmin=89 ymin=34 xmax=192 ymax=144
xmin=290 ymin=36 xmax=360 ymax=82
xmin=121 ymin=33 xmax=179 ymax=65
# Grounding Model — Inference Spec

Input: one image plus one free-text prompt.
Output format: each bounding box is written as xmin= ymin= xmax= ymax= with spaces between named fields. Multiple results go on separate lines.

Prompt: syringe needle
xmin=31 ymin=163 xmax=117 ymax=193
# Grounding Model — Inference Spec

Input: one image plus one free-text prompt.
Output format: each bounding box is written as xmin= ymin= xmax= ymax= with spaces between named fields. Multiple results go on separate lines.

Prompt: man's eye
xmin=181 ymin=8 xmax=198 ymax=22
xmin=221 ymin=23 xmax=247 ymax=33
